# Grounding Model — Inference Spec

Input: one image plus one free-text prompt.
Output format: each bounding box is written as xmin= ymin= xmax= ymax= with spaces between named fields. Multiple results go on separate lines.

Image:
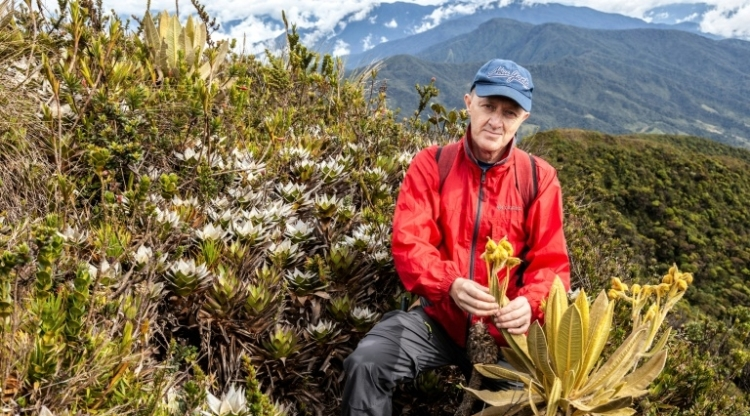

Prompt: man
xmin=341 ymin=59 xmax=570 ymax=415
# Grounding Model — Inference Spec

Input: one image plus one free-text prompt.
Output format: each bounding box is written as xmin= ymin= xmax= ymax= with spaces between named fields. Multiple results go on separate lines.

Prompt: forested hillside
xmin=531 ymin=130 xmax=750 ymax=316
xmin=0 ymin=2 xmax=749 ymax=415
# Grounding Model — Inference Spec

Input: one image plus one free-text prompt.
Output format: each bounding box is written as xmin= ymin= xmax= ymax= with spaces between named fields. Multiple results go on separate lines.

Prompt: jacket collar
xmin=462 ymin=124 xmax=517 ymax=168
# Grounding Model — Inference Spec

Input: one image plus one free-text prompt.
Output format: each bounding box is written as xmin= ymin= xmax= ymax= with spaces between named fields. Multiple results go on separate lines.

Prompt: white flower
xmin=154 ymin=207 xmax=181 ymax=229
xmin=307 ymin=320 xmax=339 ymax=341
xmin=280 ymin=146 xmax=311 ymax=160
xmin=87 ymin=263 xmax=98 ymax=279
xmin=57 ymin=225 xmax=88 ymax=245
xmin=370 ymin=250 xmax=390 ymax=264
xmin=195 ymin=223 xmax=227 ymax=241
xmin=133 ymin=245 xmax=153 ymax=266
xmin=172 ymin=196 xmax=200 ymax=207
xmin=99 ymin=259 xmax=121 ymax=279
xmin=208 ymin=208 xmax=234 ymax=225
xmin=40 ymin=406 xmax=55 ymax=416
xmin=211 ymin=196 xmax=231 ymax=210
xmin=265 ymin=200 xmax=295 ymax=224
xmin=318 ymin=159 xmax=344 ymax=183
xmin=351 ymin=306 xmax=379 ymax=325
xmin=232 ymin=220 xmax=267 ymax=245
xmin=204 ymin=385 xmax=247 ymax=416
xmin=174 ymin=147 xmax=199 ymax=162
xmin=285 ymin=219 xmax=313 ymax=242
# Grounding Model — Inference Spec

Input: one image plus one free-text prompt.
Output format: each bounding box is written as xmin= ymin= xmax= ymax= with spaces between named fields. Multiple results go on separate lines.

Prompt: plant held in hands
xmin=463 ymin=237 xmax=692 ymax=416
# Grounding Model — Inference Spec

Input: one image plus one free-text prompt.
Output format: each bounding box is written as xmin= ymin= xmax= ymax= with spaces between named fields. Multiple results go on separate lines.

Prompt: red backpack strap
xmin=513 ymin=149 xmax=538 ymax=212
xmin=435 ymin=141 xmax=461 ymax=193
xmin=513 ymin=149 xmax=539 ymax=288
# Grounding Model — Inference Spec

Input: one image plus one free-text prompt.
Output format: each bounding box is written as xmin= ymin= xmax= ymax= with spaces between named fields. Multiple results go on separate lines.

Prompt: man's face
xmin=463 ymin=93 xmax=530 ymax=163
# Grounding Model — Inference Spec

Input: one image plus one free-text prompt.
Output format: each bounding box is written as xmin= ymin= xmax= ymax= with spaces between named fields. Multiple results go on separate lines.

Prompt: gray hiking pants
xmin=340 ymin=308 xmax=517 ymax=416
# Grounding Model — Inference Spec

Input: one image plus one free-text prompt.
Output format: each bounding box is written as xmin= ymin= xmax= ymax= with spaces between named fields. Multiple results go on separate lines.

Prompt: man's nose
xmin=488 ymin=114 xmax=503 ymax=128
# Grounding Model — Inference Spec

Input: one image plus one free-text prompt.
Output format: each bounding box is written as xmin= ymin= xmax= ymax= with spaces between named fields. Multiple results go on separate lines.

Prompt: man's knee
xmin=344 ymin=337 xmax=387 ymax=378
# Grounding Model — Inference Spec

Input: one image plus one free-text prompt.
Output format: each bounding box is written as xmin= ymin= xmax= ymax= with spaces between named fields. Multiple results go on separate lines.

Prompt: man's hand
xmin=449 ymin=278 xmax=499 ymax=317
xmin=493 ymin=296 xmax=531 ymax=335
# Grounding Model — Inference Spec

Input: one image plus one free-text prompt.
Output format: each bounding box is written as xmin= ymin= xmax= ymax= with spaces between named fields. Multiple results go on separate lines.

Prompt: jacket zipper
xmin=465 ymin=168 xmax=487 ymax=338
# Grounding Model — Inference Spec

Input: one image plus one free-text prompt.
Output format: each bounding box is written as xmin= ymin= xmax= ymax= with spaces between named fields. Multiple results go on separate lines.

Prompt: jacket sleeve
xmin=515 ymin=165 xmax=571 ymax=324
xmin=391 ymin=148 xmax=463 ymax=304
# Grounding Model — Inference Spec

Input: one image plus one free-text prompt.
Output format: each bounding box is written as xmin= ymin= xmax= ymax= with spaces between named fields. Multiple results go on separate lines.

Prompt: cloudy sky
xmin=101 ymin=0 xmax=750 ymax=51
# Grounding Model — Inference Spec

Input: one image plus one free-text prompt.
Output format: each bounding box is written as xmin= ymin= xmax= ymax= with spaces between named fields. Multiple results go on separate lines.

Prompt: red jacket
xmin=392 ymin=134 xmax=570 ymax=348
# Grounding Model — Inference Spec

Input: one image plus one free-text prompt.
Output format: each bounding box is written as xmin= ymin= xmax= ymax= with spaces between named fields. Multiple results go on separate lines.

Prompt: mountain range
xmin=338 ymin=1 xmax=720 ymax=69
xmin=357 ymin=17 xmax=750 ymax=148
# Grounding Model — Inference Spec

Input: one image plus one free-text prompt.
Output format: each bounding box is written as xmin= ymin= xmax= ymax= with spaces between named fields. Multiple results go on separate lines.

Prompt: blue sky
xmin=102 ymin=0 xmax=750 ymax=52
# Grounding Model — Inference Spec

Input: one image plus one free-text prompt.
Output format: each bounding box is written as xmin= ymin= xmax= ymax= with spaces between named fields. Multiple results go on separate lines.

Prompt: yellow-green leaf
xmin=574 ymin=289 xmax=589 ymax=347
xmin=501 ymin=346 xmax=536 ymax=381
xmin=164 ymin=14 xmax=183 ymax=70
xmin=142 ymin=12 xmax=160 ymax=52
xmin=644 ymin=326 xmax=671 ymax=358
xmin=617 ymin=349 xmax=668 ymax=398
xmin=546 ymin=377 xmax=562 ymax=416
xmin=475 ymin=363 xmax=532 ymax=385
xmin=503 ymin=329 xmax=536 ymax=376
xmin=575 ymin=291 xmax=614 ymax=390
xmin=554 ymin=304 xmax=583 ymax=376
xmin=157 ymin=11 xmax=170 ymax=40
xmin=544 ymin=277 xmax=567 ymax=372
xmin=179 ymin=24 xmax=194 ymax=66
xmin=562 ymin=369 xmax=576 ymax=398
xmin=568 ymin=396 xmax=632 ymax=413
xmin=580 ymin=326 xmax=648 ymax=395
xmin=528 ymin=322 xmax=557 ymax=384
xmin=591 ymin=407 xmax=637 ymax=416
xmin=461 ymin=386 xmax=528 ymax=407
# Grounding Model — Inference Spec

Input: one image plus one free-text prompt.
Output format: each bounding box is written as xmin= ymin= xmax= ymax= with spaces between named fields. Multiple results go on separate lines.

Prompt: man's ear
xmin=463 ymin=93 xmax=472 ymax=111
xmin=521 ymin=111 xmax=531 ymax=122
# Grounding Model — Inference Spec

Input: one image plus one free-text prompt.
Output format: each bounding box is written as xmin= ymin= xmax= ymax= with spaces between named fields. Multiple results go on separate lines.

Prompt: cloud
xmin=362 ymin=34 xmax=374 ymax=50
xmin=385 ymin=18 xmax=398 ymax=28
xmin=102 ymin=0 xmax=750 ymax=49
xmin=700 ymin=1 xmax=750 ymax=39
xmin=677 ymin=12 xmax=700 ymax=23
xmin=413 ymin=0 xmax=512 ymax=33
xmin=332 ymin=39 xmax=351 ymax=56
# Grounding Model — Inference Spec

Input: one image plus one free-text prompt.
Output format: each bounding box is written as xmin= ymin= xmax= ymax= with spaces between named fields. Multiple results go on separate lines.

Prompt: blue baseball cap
xmin=471 ymin=59 xmax=534 ymax=112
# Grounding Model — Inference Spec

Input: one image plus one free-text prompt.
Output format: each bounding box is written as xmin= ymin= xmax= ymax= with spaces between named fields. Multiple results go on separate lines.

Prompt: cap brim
xmin=474 ymin=84 xmax=532 ymax=112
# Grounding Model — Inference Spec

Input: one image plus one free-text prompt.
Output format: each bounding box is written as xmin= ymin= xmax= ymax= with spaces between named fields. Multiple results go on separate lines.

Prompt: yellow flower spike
xmin=499 ymin=238 xmax=514 ymax=256
xmin=485 ymin=237 xmax=498 ymax=253
xmin=611 ymin=277 xmax=624 ymax=291
xmin=607 ymin=289 xmax=620 ymax=300
xmin=506 ymin=257 xmax=522 ymax=269
xmin=683 ymin=272 xmax=694 ymax=285
xmin=642 ymin=285 xmax=654 ymax=297
xmin=676 ymin=279 xmax=688 ymax=291
xmin=657 ymin=283 xmax=671 ymax=297
xmin=631 ymin=284 xmax=641 ymax=295
xmin=668 ymin=264 xmax=679 ymax=277
xmin=662 ymin=273 xmax=673 ymax=285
